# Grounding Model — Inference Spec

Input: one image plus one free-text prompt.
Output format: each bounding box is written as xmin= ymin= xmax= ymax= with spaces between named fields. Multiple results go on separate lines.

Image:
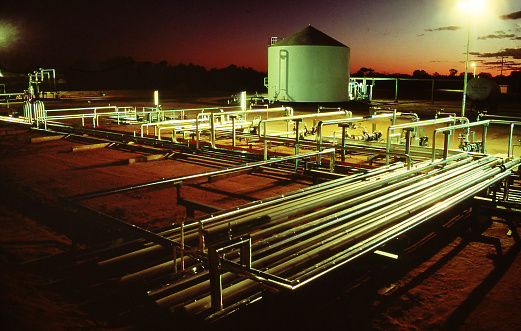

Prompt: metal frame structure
xmin=63 ymin=152 xmax=520 ymax=318
xmin=4 ymin=97 xmax=521 ymax=324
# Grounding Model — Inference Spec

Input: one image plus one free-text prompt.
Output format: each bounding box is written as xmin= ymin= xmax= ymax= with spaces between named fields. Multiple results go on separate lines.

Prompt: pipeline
xmin=29 ymin=110 xmax=520 ymax=322
xmin=172 ymin=156 xmax=518 ymax=315
xmin=54 ymin=153 xmax=520 ymax=323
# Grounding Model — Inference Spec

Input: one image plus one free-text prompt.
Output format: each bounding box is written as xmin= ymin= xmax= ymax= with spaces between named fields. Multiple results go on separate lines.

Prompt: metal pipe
xmin=316 ymin=112 xmax=403 ymax=165
xmin=179 ymin=155 xmax=472 ymax=244
xmin=431 ymin=120 xmax=489 ymax=161
xmin=294 ymin=158 xmax=520 ymax=287
xmin=180 ymin=161 xmax=512 ymax=313
xmin=251 ymin=159 xmax=504 ymax=286
xmin=293 ymin=170 xmax=512 ymax=288
xmin=91 ymin=153 xmax=517 ymax=317
xmin=385 ymin=117 xmax=465 ymax=164
xmin=210 ymin=111 xmax=216 ymax=148
xmin=69 ymin=148 xmax=337 ymax=202
xmin=250 ymin=155 xmax=480 ymax=241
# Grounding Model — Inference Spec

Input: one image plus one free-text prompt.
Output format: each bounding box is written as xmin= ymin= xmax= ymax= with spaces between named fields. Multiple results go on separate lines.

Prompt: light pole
xmin=461 ymin=13 xmax=470 ymax=118
xmin=458 ymin=0 xmax=485 ymax=118
xmin=472 ymin=62 xmax=476 ymax=77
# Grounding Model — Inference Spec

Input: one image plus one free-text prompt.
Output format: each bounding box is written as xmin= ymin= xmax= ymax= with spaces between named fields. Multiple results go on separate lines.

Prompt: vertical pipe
xmin=341 ymin=125 xmax=347 ymax=162
xmin=443 ymin=131 xmax=451 ymax=160
xmin=508 ymin=123 xmax=514 ymax=158
xmin=482 ymin=125 xmax=488 ymax=154
xmin=394 ymin=79 xmax=398 ymax=103
xmin=240 ymin=91 xmax=247 ymax=111
xmin=210 ymin=113 xmax=216 ymax=148
xmin=240 ymin=237 xmax=252 ymax=269
xmin=263 ymin=123 xmax=268 ymax=161
xmin=295 ymin=119 xmax=300 ymax=170
xmin=504 ymin=177 xmax=510 ymax=202
xmin=405 ymin=129 xmax=413 ymax=170
xmin=196 ymin=116 xmax=200 ymax=149
xmin=317 ymin=125 xmax=323 ymax=166
xmin=231 ymin=116 xmax=236 ymax=147
xmin=405 ymin=129 xmax=412 ymax=157
xmin=180 ymin=222 xmax=185 ymax=271
xmin=208 ymin=247 xmax=223 ymax=311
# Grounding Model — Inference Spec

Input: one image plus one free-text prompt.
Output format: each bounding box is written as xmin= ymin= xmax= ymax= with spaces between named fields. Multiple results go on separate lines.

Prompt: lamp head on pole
xmin=458 ymin=0 xmax=486 ymax=14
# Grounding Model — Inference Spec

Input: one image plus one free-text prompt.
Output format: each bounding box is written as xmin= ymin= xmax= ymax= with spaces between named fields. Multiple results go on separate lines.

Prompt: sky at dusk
xmin=1 ymin=0 xmax=520 ymax=76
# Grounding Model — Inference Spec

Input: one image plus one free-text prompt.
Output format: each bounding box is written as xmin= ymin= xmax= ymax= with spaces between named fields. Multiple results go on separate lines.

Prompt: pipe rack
xmin=62 ymin=149 xmax=520 ymax=321
xmin=23 ymin=101 xmax=137 ymax=129
xmin=384 ymin=116 xmax=468 ymax=164
xmin=6 ymin=99 xmax=521 ymax=324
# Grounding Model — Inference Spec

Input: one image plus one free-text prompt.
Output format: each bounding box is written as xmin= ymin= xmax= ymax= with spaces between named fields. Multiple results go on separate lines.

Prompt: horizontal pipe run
xmin=385 ymin=117 xmax=466 ymax=164
xmin=175 ymin=155 xmax=468 ymax=243
xmin=431 ymin=120 xmax=489 ymax=161
xmin=68 ymin=148 xmax=335 ymax=201
xmin=293 ymin=160 xmax=519 ymax=288
xmin=249 ymin=155 xmax=484 ymax=242
xmin=249 ymin=161 xmax=500 ymax=275
xmin=207 ymin=158 xmax=514 ymax=298
xmin=71 ymin=153 xmax=518 ymax=318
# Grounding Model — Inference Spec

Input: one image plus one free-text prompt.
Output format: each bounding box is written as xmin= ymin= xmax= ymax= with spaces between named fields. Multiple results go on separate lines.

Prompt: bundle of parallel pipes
xmin=73 ymin=152 xmax=520 ymax=321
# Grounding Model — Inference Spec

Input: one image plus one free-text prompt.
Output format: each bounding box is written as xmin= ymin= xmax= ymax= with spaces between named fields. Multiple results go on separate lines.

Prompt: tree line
xmin=352 ymin=66 xmax=521 ymax=81
xmin=61 ymin=56 xmax=268 ymax=94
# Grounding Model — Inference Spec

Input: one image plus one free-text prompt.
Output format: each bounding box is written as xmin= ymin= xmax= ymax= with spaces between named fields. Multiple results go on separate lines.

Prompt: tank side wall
xmin=268 ymin=45 xmax=350 ymax=102
xmin=267 ymin=47 xmax=280 ymax=102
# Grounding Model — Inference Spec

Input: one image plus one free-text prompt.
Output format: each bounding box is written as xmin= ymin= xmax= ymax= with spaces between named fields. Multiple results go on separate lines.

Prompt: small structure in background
xmin=466 ymin=76 xmax=501 ymax=112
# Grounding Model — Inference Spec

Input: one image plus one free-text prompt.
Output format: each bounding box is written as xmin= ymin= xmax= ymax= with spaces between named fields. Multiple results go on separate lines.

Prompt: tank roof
xmin=273 ymin=25 xmax=347 ymax=47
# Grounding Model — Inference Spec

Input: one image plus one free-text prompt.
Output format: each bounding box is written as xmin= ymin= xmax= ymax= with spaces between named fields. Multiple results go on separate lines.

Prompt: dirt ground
xmin=1 ymin=92 xmax=521 ymax=330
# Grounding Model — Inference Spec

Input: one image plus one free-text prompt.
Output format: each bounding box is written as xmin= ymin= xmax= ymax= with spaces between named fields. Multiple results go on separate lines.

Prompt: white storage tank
xmin=267 ymin=25 xmax=350 ymax=103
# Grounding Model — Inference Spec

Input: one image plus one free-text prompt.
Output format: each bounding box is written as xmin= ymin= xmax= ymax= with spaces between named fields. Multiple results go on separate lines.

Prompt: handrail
xmin=259 ymin=110 xmax=351 ymax=160
xmin=315 ymin=112 xmax=400 ymax=165
xmin=384 ymin=116 xmax=468 ymax=164
xmin=431 ymin=120 xmax=488 ymax=161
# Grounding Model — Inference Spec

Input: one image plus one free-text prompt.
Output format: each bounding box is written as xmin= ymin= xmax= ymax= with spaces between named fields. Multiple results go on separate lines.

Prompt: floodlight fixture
xmin=459 ymin=0 xmax=485 ymax=118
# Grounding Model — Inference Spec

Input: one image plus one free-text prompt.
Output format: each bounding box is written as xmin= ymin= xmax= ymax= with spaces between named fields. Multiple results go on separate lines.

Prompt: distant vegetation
xmin=2 ymin=57 xmax=520 ymax=99
xmin=351 ymin=67 xmax=521 ymax=102
xmin=351 ymin=66 xmax=519 ymax=81
xmin=351 ymin=68 xmax=521 ymax=106
xmin=61 ymin=56 xmax=268 ymax=94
